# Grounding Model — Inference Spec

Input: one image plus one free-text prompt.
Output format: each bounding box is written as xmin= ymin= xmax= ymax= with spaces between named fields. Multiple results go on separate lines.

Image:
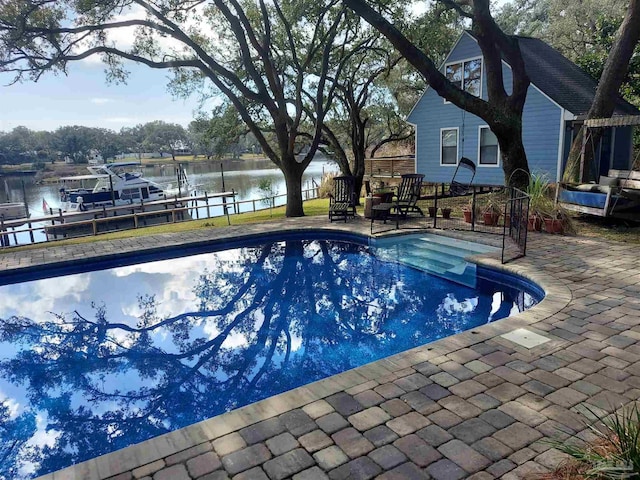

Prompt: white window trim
xmin=477 ymin=126 xmax=500 ymax=168
xmin=444 ymin=56 xmax=483 ymax=104
xmin=440 ymin=127 xmax=459 ymax=167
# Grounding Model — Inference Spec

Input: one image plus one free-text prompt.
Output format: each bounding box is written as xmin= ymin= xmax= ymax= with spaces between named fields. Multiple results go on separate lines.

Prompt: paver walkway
xmin=1 ymin=217 xmax=639 ymax=480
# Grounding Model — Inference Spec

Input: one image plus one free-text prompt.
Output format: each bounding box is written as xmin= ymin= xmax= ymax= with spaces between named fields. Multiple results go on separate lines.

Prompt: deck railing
xmin=0 ymin=186 xmax=320 ymax=248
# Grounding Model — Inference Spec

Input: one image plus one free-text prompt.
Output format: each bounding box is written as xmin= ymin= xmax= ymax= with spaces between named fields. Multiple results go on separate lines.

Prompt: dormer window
xmin=445 ymin=58 xmax=482 ymax=97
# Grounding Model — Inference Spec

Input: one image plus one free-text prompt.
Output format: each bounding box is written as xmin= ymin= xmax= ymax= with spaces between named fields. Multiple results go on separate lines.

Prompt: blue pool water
xmin=0 ymin=232 xmax=542 ymax=479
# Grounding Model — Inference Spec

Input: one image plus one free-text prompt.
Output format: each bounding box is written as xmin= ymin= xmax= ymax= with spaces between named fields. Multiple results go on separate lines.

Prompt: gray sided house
xmin=407 ymin=31 xmax=639 ymax=185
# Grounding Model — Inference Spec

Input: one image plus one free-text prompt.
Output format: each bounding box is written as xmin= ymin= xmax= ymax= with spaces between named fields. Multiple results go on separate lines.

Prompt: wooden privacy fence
xmin=0 ymin=186 xmax=320 ymax=248
xmin=365 ymin=156 xmax=415 ymax=179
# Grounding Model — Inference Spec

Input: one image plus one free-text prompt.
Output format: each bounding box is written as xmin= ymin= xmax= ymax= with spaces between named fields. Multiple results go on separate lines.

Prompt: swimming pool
xmin=0 ymin=231 xmax=542 ymax=479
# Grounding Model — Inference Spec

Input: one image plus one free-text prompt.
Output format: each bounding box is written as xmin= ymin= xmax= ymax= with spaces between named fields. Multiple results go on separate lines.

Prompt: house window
xmin=445 ymin=58 xmax=482 ymax=97
xmin=478 ymin=126 xmax=499 ymax=166
xmin=441 ymin=128 xmax=459 ymax=166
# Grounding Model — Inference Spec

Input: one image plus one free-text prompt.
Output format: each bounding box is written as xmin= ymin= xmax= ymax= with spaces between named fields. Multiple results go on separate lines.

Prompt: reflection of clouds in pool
xmin=19 ymin=414 xmax=60 ymax=478
xmin=438 ymin=294 xmax=478 ymax=315
xmin=0 ymin=273 xmax=90 ymax=322
xmin=1 ymin=390 xmax=20 ymax=418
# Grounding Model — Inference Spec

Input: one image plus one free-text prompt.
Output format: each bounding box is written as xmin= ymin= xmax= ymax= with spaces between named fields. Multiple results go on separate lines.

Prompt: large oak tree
xmin=0 ymin=0 xmax=345 ymax=216
xmin=562 ymin=0 xmax=640 ymax=182
xmin=344 ymin=0 xmax=533 ymax=189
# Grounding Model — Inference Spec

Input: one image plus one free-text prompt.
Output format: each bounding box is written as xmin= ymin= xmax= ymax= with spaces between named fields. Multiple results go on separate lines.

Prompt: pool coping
xmin=18 ymin=222 xmax=573 ymax=480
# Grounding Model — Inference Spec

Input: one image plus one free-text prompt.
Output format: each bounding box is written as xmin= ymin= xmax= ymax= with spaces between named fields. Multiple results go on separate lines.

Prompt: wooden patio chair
xmin=328 ymin=175 xmax=356 ymax=222
xmin=394 ymin=173 xmax=425 ymax=217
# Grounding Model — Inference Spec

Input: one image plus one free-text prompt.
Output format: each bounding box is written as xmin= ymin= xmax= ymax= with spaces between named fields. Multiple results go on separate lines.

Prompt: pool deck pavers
xmin=2 ymin=217 xmax=639 ymax=480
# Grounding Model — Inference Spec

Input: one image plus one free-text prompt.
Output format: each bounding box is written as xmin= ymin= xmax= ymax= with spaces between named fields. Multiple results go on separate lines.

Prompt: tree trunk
xmin=496 ymin=124 xmax=530 ymax=190
xmin=282 ymin=164 xmax=305 ymax=217
xmin=563 ymin=0 xmax=640 ymax=183
xmin=352 ymin=148 xmax=366 ymax=205
xmin=564 ymin=126 xmax=604 ymax=183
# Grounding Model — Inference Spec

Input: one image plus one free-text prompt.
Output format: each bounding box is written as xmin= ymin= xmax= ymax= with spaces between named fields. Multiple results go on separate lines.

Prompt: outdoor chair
xmin=370 ymin=174 xmax=424 ymax=232
xmin=394 ymin=173 xmax=425 ymax=217
xmin=328 ymin=175 xmax=356 ymax=222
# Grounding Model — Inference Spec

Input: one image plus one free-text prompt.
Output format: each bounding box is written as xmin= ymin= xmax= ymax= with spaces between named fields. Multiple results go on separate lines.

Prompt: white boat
xmin=58 ymin=162 xmax=192 ymax=213
xmin=46 ymin=163 xmax=194 ymax=238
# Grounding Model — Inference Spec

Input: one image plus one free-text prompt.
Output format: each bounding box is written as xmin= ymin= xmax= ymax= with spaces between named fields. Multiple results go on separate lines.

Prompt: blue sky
xmin=0 ymin=60 xmax=204 ymax=133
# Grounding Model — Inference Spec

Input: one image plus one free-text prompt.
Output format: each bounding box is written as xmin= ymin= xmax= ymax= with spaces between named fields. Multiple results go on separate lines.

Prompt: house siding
xmin=408 ymin=32 xmax=562 ymax=185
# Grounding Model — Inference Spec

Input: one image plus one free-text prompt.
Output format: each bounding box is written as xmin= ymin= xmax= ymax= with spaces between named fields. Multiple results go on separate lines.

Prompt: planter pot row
xmin=462 ymin=210 xmax=501 ymax=226
xmin=428 ymin=207 xmax=452 ymax=219
xmin=528 ymin=216 xmax=563 ymax=234
xmin=459 ymin=210 xmax=565 ymax=234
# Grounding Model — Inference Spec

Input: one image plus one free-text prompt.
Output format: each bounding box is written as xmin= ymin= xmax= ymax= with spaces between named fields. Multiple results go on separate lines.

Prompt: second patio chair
xmin=328 ymin=175 xmax=356 ymax=222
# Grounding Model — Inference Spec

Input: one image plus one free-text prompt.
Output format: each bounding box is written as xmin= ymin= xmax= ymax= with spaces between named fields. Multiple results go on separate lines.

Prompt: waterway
xmin=1 ymin=157 xmax=337 ymax=244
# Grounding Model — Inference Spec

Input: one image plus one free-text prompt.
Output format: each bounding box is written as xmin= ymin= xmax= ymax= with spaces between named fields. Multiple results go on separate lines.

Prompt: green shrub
xmin=551 ymin=403 xmax=640 ymax=479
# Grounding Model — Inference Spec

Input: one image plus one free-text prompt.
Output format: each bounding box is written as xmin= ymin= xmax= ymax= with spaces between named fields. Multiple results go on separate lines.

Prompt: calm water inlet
xmin=0 ymin=234 xmax=541 ymax=479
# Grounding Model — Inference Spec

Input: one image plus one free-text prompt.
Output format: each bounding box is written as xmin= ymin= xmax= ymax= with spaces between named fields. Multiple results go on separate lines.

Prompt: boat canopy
xmin=59 ymin=174 xmax=110 ymax=181
xmin=95 ymin=162 xmax=142 ymax=168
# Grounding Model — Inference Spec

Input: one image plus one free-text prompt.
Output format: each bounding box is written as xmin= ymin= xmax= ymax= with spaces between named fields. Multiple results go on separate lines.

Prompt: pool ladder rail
xmin=372 ymin=234 xmax=498 ymax=288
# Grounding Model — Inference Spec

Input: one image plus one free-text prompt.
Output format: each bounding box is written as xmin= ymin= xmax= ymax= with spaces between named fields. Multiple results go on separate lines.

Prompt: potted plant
xmin=441 ymin=207 xmax=452 ymax=219
xmin=428 ymin=206 xmax=437 ymax=217
xmin=526 ymin=174 xmax=552 ymax=232
xmin=482 ymin=193 xmax=503 ymax=226
xmin=462 ymin=198 xmax=475 ymax=223
xmin=541 ymin=204 xmax=574 ymax=234
xmin=527 ymin=213 xmax=543 ymax=232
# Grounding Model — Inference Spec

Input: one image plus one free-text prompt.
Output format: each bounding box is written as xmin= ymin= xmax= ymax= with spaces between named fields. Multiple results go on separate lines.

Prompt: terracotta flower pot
xmin=463 ymin=209 xmax=472 ymax=223
xmin=441 ymin=208 xmax=452 ymax=219
xmin=483 ymin=212 xmax=500 ymax=226
xmin=544 ymin=218 xmax=563 ymax=234
xmin=527 ymin=216 xmax=542 ymax=231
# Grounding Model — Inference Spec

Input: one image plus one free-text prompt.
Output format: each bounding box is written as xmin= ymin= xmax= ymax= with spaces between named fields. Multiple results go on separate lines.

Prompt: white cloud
xmin=91 ymin=97 xmax=112 ymax=105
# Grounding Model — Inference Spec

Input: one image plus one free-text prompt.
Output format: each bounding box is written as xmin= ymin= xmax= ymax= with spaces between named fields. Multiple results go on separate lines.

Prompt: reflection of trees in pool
xmin=0 ymin=240 xmax=524 ymax=477
xmin=0 ymin=402 xmax=36 ymax=480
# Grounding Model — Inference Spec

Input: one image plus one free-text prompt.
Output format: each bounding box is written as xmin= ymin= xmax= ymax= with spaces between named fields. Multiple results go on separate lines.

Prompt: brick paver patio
xmin=1 ymin=217 xmax=638 ymax=480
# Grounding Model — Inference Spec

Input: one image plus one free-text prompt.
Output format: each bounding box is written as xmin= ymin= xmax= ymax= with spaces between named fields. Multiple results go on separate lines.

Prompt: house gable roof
xmin=514 ymin=35 xmax=639 ymax=116
xmin=410 ymin=31 xmax=639 ymax=118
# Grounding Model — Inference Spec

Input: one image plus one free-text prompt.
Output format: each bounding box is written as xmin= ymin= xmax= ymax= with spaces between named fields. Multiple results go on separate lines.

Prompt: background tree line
xmin=0 ymin=114 xmax=256 ymax=166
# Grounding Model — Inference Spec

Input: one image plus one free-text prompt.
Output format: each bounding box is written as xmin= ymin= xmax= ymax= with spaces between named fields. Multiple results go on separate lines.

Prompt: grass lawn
xmin=570 ymin=214 xmax=640 ymax=244
xmin=2 ymin=198 xmax=332 ymax=253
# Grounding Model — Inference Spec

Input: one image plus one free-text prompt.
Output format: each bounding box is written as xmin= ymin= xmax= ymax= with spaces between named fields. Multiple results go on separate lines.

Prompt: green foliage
xmin=526 ymin=172 xmax=553 ymax=217
xmin=498 ymin=0 xmax=640 ymax=108
xmin=495 ymin=0 xmax=550 ymax=36
xmin=189 ymin=104 xmax=246 ymax=159
xmin=552 ymin=403 xmax=640 ymax=479
xmin=138 ymin=121 xmax=189 ymax=159
xmin=257 ymin=178 xmax=278 ymax=207
xmin=572 ymin=14 xmax=640 ymax=105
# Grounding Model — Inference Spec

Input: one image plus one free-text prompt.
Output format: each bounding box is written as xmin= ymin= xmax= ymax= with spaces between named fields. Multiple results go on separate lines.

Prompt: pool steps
xmin=372 ymin=234 xmax=497 ymax=287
